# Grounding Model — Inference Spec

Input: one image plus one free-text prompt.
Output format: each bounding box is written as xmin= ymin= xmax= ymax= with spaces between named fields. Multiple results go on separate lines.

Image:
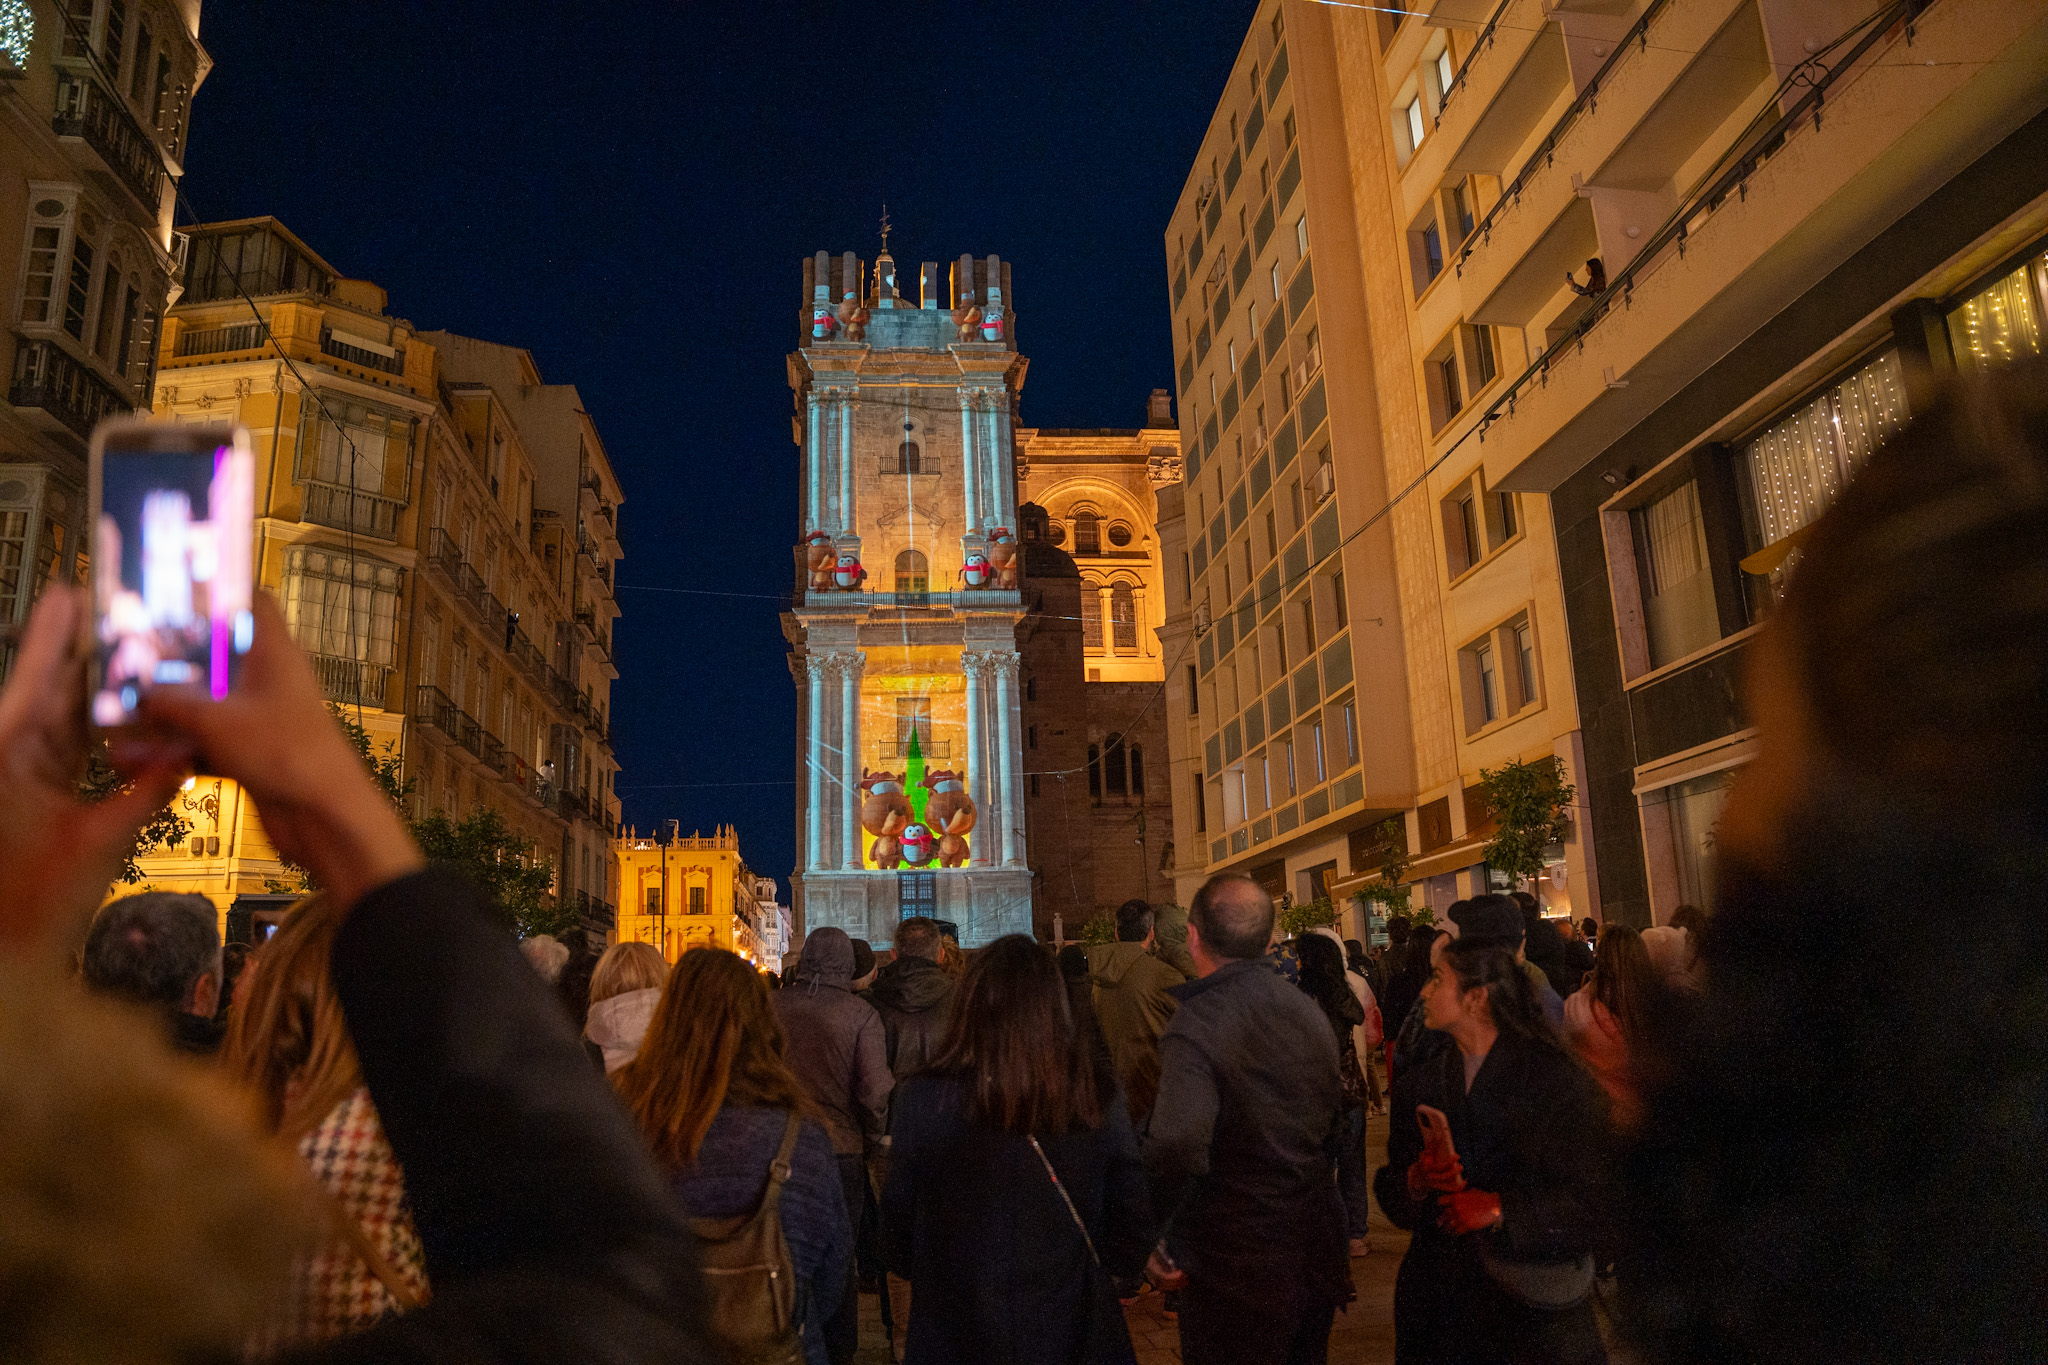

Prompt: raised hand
xmin=0 ymin=588 xmax=189 ymax=954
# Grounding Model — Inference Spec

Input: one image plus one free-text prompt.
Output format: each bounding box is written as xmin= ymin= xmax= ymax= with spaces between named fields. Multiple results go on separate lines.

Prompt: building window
xmin=1736 ymin=347 xmax=1907 ymax=599
xmin=1475 ymin=640 xmax=1498 ymax=723
xmin=1329 ymin=571 xmax=1346 ymax=629
xmin=1111 ymin=582 xmax=1137 ymax=652
xmin=1470 ymin=324 xmax=1497 ymax=386
xmin=1448 ymin=181 xmax=1476 ymax=241
xmin=1653 ymin=770 xmax=1734 ymax=913
xmin=1404 ymin=97 xmax=1425 ymax=152
xmin=21 ymin=224 xmax=60 ymax=325
xmin=1104 ymin=733 xmax=1129 ymax=797
xmin=1436 ymin=351 xmax=1462 ymax=419
xmin=1081 ymin=587 xmax=1103 ymax=652
xmin=281 ymin=547 xmax=402 ymax=666
xmin=892 ymin=548 xmax=928 ymax=594
xmin=1443 ymin=483 xmax=1481 ymax=578
xmin=0 ymin=509 xmax=29 ymax=625
xmin=1435 ymin=46 xmax=1455 ymax=99
xmin=1107 ymin=522 xmax=1133 ymax=548
xmin=1187 ymin=663 xmax=1200 ymax=713
xmin=1514 ymin=619 xmax=1537 ymax=708
xmin=1296 ymin=214 xmax=1309 ymax=257
xmin=1413 ymin=214 xmax=1444 ymax=293
xmin=645 ymin=887 xmax=663 ymax=915
xmin=1194 ymin=776 xmax=1208 ymax=831
xmin=688 ymin=885 xmax=707 ymax=915
xmin=1073 ymin=510 xmax=1101 ymax=556
xmin=1342 ymin=701 xmax=1358 ymax=766
xmin=308 ymin=400 xmax=398 ymax=491
xmin=1631 ymin=480 xmax=1719 ymax=668
xmin=62 ymin=231 xmax=94 ymax=341
xmin=1087 ymin=743 xmax=1102 ymax=800
xmin=1310 ymin=718 xmax=1326 ymax=783
xmin=1129 ymin=743 xmax=1145 ymax=795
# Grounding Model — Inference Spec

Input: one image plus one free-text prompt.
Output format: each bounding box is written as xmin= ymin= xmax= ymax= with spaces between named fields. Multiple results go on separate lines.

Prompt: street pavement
xmin=852 ymin=1108 xmax=1408 ymax=1365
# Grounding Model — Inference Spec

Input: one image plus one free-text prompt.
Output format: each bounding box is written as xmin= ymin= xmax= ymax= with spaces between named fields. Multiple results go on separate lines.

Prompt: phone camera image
xmin=92 ymin=441 xmax=255 ymax=725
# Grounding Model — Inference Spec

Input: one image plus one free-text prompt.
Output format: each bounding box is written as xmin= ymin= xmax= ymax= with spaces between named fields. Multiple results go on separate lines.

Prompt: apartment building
xmin=1 ymin=0 xmax=207 ymax=667
xmin=1157 ymin=0 xmax=1596 ymax=927
xmin=1330 ymin=0 xmax=2048 ymax=924
xmin=134 ymin=220 xmax=624 ymax=937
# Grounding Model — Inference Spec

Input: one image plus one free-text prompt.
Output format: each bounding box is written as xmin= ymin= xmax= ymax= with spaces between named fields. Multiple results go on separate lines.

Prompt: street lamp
xmin=655 ymin=820 xmax=674 ymax=960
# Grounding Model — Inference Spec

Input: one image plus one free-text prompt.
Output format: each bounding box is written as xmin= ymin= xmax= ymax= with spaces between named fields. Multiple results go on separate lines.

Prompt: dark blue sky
xmin=185 ymin=1 xmax=1250 ymax=891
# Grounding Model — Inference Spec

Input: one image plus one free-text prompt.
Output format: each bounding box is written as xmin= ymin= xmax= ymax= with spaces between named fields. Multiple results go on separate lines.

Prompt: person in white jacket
xmin=584 ymin=941 xmax=670 ymax=1073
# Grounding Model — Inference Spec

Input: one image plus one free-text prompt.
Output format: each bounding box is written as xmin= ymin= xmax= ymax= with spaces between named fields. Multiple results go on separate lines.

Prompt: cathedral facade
xmin=784 ymin=247 xmax=1032 ymax=948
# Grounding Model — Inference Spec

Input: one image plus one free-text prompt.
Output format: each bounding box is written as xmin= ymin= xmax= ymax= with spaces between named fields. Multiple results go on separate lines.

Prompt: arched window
xmin=1111 ymin=583 xmax=1137 ymax=652
xmin=1081 ymin=584 xmax=1103 ymax=651
xmin=894 ymin=548 xmax=928 ymax=594
xmin=1103 ymin=732 xmax=1129 ymax=797
xmin=1073 ymin=510 xmax=1101 ymax=556
xmin=897 ymin=441 xmax=921 ymax=474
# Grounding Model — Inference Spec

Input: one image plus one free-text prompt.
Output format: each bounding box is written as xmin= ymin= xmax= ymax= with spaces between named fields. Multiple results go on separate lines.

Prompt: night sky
xmin=184 ymin=1 xmax=1252 ymax=892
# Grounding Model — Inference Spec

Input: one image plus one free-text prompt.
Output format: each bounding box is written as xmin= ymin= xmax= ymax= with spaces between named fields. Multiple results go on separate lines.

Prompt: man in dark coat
xmin=774 ymin=925 xmax=892 ymax=1365
xmin=867 ymin=916 xmax=955 ymax=1085
xmin=1087 ymin=898 xmax=1185 ymax=1123
xmin=79 ymin=891 xmax=226 ymax=1055
xmin=1144 ymin=874 xmax=1349 ymax=1365
xmin=1517 ymin=891 xmax=1592 ymax=998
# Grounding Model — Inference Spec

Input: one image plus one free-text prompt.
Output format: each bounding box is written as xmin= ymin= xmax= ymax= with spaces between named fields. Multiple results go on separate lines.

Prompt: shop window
xmin=1631 ymin=480 xmax=1719 ymax=669
xmin=1736 ymin=348 xmax=1907 ymax=601
xmin=1947 ymin=246 xmax=2046 ymax=371
xmin=1653 ymin=770 xmax=1734 ymax=914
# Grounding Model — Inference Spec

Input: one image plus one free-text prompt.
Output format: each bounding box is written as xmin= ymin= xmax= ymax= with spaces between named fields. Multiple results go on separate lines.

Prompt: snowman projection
xmin=897 ymin=821 xmax=937 ymax=867
xmin=979 ymin=307 xmax=1005 ymax=344
xmin=832 ymin=550 xmax=866 ymax=591
xmin=959 ymin=549 xmax=992 ymax=589
xmin=811 ymin=306 xmax=837 ymax=340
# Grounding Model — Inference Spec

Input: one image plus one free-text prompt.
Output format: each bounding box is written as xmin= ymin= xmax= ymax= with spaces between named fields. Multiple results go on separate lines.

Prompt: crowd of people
xmin=2 ymin=368 xmax=2045 ymax=1364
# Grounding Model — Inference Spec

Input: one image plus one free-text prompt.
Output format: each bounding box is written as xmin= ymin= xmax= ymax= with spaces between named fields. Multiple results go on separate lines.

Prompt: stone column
xmin=840 ymin=651 xmax=864 ymax=869
xmin=805 ymin=392 xmax=823 ymax=532
xmin=985 ymin=398 xmax=1013 ymax=530
xmin=838 ymin=390 xmax=856 ymax=538
xmin=962 ymin=651 xmax=989 ymax=866
xmin=959 ymin=391 xmax=980 ymax=534
xmin=993 ymin=653 xmax=1020 ymax=866
xmin=805 ymin=654 xmax=825 ymax=870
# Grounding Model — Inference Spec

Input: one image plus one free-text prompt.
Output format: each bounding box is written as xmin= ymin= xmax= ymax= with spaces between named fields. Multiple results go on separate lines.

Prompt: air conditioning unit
xmin=1312 ymin=463 xmax=1336 ymax=504
xmin=1193 ymin=601 xmax=1213 ymax=635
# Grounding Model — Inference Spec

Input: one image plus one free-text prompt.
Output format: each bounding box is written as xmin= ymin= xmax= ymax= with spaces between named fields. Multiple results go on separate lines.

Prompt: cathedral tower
xmin=784 ymin=246 xmax=1032 ymax=947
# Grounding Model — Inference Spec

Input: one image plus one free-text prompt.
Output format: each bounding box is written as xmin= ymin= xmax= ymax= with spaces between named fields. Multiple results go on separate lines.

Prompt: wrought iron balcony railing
xmin=8 ymin=337 xmax=126 ymax=439
xmin=52 ymin=73 xmax=164 ymax=211
xmin=319 ymin=327 xmax=405 ymax=376
xmin=175 ymin=321 xmax=271 ymax=358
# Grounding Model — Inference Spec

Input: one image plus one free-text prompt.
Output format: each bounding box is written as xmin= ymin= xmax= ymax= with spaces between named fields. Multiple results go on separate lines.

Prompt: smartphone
xmin=86 ymin=417 xmax=256 ymax=726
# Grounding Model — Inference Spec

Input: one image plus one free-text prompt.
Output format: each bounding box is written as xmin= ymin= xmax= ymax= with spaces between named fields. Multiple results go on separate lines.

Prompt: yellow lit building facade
xmin=614 ymin=825 xmax=782 ymax=966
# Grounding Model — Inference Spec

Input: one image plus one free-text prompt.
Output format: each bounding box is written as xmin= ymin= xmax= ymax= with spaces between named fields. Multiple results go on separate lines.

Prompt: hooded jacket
xmin=585 ymin=986 xmax=662 ymax=1074
xmin=771 ymin=927 xmax=893 ymax=1156
xmin=866 ymin=954 xmax=956 ymax=1085
xmin=1086 ymin=941 xmax=1184 ymax=1122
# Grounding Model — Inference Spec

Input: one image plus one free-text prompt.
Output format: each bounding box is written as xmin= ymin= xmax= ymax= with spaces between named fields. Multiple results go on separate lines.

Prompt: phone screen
xmin=92 ymin=430 xmax=255 ymax=724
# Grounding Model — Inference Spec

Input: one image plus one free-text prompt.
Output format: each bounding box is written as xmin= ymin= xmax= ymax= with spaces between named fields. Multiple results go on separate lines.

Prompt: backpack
xmin=687 ymin=1110 xmax=806 ymax=1365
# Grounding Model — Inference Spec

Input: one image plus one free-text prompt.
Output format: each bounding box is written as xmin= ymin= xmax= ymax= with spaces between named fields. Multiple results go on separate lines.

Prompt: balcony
xmin=176 ymin=322 xmax=271 ymax=359
xmin=878 ymin=739 xmax=953 ymax=762
xmin=301 ymin=479 xmax=404 ymax=541
xmin=413 ymin=685 xmax=486 ymax=760
xmin=9 ymin=338 xmax=127 ymax=440
xmin=52 ymin=74 xmax=165 ymax=212
xmin=424 ymin=527 xmax=465 ymax=581
xmin=319 ymin=327 xmax=405 ymax=376
xmin=310 ymin=653 xmax=392 ymax=707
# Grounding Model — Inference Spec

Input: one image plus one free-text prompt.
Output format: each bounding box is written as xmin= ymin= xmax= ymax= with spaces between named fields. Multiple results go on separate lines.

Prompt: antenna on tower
xmin=879 ymin=204 xmax=893 ymax=255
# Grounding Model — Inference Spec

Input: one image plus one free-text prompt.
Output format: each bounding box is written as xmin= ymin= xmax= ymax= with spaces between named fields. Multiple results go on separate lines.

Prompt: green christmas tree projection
xmin=905 ymin=724 xmax=930 ymax=825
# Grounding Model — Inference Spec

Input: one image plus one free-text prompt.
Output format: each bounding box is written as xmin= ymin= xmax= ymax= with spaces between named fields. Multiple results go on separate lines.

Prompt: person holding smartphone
xmin=1375 ymin=937 xmax=1616 ymax=1365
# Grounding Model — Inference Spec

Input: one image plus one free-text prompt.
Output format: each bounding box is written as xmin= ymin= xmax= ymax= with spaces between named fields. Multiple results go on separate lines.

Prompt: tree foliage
xmin=82 ymin=745 xmax=191 ymax=884
xmin=1479 ymin=755 xmax=1575 ymax=889
xmin=1077 ymin=913 xmax=1117 ymax=947
xmin=1277 ymin=896 xmax=1338 ymax=938
xmin=413 ymin=806 xmax=572 ymax=940
xmin=1350 ymin=816 xmax=1414 ymax=918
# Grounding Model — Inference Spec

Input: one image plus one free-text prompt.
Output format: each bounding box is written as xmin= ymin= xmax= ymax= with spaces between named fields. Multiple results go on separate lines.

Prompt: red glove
xmin=1437 ymin=1189 xmax=1503 ymax=1235
xmin=1406 ymin=1152 xmax=1466 ymax=1199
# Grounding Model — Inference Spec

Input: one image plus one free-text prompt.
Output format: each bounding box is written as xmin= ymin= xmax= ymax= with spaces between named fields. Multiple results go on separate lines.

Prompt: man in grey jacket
xmin=774 ymin=925 xmax=892 ymax=1365
xmin=1144 ymin=875 xmax=1350 ymax=1365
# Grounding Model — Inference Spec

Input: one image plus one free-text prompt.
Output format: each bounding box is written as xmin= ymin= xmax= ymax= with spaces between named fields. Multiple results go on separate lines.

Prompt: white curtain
xmin=1742 ymin=349 xmax=1908 ymax=553
xmin=1949 ymin=257 xmax=2045 ymax=371
xmin=1641 ymin=481 xmax=1706 ymax=597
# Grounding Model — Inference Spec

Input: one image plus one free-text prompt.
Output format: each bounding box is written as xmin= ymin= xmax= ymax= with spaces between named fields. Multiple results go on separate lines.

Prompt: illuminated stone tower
xmin=784 ymin=245 xmax=1032 ymax=947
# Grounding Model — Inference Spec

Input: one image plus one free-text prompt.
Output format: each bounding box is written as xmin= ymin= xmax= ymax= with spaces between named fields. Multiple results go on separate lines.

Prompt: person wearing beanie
xmin=850 ymin=938 xmax=878 ymax=993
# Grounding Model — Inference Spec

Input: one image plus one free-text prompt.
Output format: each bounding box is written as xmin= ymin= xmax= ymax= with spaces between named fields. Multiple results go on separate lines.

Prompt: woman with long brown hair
xmin=1562 ymin=923 xmax=1658 ymax=1129
xmin=881 ymin=935 xmax=1156 ymax=1365
xmin=223 ymin=894 xmax=429 ymax=1349
xmin=614 ymin=947 xmax=850 ymax=1365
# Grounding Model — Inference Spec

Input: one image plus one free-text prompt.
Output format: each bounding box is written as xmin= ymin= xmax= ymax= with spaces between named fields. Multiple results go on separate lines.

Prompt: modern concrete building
xmin=784 ymin=245 xmax=1032 ymax=947
xmin=1156 ymin=0 xmax=1598 ymax=932
xmin=132 ymin=220 xmax=624 ymax=941
xmin=1 ymin=0 xmax=208 ymax=672
xmin=1326 ymin=0 xmax=2048 ymax=924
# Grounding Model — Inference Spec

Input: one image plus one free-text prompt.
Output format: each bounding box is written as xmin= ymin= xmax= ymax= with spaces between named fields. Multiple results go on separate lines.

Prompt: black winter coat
xmin=867 ymin=955 xmax=956 ymax=1084
xmin=882 ymin=1073 xmax=1155 ymax=1365
xmin=288 ymin=867 xmax=718 ymax=1363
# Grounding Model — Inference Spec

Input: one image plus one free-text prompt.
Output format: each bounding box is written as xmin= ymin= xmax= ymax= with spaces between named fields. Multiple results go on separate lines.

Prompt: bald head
xmin=1189 ymin=874 xmax=1275 ymax=963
